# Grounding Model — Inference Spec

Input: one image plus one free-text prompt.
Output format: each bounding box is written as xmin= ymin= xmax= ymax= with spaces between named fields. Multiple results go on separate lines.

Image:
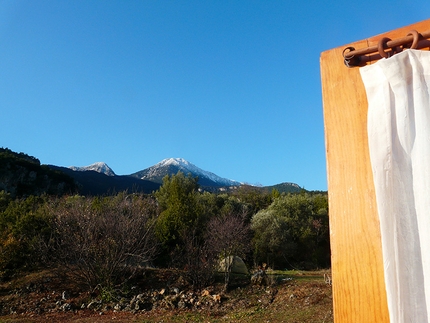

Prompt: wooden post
xmin=320 ymin=19 xmax=430 ymax=323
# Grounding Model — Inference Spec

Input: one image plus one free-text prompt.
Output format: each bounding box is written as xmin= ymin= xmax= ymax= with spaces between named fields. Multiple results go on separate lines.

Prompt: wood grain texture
xmin=320 ymin=19 xmax=430 ymax=323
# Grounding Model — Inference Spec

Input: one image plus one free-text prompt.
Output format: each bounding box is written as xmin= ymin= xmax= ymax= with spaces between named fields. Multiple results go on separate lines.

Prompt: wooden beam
xmin=320 ymin=18 xmax=430 ymax=322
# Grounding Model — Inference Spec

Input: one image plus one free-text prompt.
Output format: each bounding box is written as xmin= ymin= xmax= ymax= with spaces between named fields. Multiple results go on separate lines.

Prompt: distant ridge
xmin=69 ymin=162 xmax=116 ymax=176
xmin=0 ymin=148 xmax=77 ymax=197
xmin=49 ymin=165 xmax=160 ymax=196
xmin=264 ymin=182 xmax=303 ymax=194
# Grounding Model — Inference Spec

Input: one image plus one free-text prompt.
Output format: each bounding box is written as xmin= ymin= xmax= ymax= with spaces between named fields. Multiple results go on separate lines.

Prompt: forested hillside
xmin=0 ymin=148 xmax=76 ymax=198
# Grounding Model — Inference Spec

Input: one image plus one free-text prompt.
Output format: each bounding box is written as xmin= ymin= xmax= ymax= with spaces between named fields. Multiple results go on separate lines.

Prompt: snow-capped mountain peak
xmin=69 ymin=162 xmax=116 ymax=176
xmin=159 ymin=157 xmax=190 ymax=168
xmin=130 ymin=158 xmax=241 ymax=187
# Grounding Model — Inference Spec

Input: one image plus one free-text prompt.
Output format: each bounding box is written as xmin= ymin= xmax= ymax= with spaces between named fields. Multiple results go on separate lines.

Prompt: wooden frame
xmin=320 ymin=19 xmax=430 ymax=322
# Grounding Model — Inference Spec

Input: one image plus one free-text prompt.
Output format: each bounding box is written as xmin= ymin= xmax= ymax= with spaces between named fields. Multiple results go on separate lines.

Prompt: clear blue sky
xmin=0 ymin=1 xmax=427 ymax=190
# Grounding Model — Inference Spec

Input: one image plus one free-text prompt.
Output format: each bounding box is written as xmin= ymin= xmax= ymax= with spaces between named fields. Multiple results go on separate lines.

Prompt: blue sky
xmin=0 ymin=1 xmax=428 ymax=190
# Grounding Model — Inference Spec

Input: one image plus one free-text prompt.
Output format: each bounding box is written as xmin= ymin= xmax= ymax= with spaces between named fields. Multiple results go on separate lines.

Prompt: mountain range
xmin=0 ymin=148 xmax=304 ymax=197
xmin=61 ymin=157 xmax=302 ymax=195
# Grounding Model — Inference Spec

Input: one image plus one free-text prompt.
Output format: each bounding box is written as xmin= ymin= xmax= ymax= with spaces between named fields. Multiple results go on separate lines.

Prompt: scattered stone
xmin=177 ymin=300 xmax=186 ymax=309
xmin=87 ymin=300 xmax=101 ymax=310
xmin=60 ymin=303 xmax=72 ymax=311
xmin=171 ymin=287 xmax=180 ymax=294
xmin=4 ymin=269 xmax=326 ymax=317
xmin=62 ymin=291 xmax=69 ymax=300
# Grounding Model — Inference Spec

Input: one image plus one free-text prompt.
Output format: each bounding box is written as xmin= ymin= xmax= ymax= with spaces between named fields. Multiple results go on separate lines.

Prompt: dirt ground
xmin=0 ymin=268 xmax=333 ymax=323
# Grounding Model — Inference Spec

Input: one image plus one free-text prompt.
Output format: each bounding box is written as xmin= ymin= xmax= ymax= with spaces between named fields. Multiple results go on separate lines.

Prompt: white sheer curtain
xmin=360 ymin=49 xmax=430 ymax=323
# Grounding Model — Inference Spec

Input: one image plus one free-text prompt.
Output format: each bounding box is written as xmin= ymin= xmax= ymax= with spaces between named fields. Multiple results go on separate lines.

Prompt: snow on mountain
xmin=131 ymin=158 xmax=242 ymax=187
xmin=69 ymin=162 xmax=116 ymax=177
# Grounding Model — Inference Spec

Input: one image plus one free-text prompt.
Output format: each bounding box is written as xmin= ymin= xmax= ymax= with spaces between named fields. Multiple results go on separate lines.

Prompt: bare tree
xmin=51 ymin=193 xmax=159 ymax=290
xmin=174 ymin=227 xmax=216 ymax=289
xmin=205 ymin=209 xmax=251 ymax=290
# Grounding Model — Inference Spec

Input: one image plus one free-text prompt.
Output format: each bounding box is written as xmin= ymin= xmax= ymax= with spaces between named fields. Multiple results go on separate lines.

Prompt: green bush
xmin=251 ymin=193 xmax=329 ymax=269
xmin=0 ymin=195 xmax=52 ymax=279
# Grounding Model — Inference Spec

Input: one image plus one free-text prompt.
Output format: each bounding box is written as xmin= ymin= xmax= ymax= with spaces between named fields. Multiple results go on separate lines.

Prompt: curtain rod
xmin=343 ymin=29 xmax=430 ymax=67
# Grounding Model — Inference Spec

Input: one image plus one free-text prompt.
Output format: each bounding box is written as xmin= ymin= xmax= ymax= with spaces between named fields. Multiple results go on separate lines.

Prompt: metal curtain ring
xmin=378 ymin=37 xmax=392 ymax=58
xmin=342 ymin=47 xmax=355 ymax=59
xmin=343 ymin=47 xmax=354 ymax=67
xmin=406 ymin=30 xmax=420 ymax=49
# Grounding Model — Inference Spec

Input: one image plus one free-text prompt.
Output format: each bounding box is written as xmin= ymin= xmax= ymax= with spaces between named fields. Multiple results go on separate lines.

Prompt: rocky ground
xmin=0 ymin=268 xmax=333 ymax=323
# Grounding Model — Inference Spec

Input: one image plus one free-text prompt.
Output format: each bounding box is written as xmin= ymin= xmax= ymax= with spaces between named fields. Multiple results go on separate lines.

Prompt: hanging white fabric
xmin=360 ymin=49 xmax=430 ymax=323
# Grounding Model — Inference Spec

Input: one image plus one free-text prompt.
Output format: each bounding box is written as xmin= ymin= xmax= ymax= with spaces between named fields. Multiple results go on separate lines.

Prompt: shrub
xmin=0 ymin=195 xmax=52 ymax=279
xmin=251 ymin=193 xmax=330 ymax=269
xmin=52 ymin=193 xmax=159 ymax=289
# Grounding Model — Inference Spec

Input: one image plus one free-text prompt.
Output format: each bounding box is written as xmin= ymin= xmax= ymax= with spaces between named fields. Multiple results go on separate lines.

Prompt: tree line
xmin=0 ymin=172 xmax=329 ymax=291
